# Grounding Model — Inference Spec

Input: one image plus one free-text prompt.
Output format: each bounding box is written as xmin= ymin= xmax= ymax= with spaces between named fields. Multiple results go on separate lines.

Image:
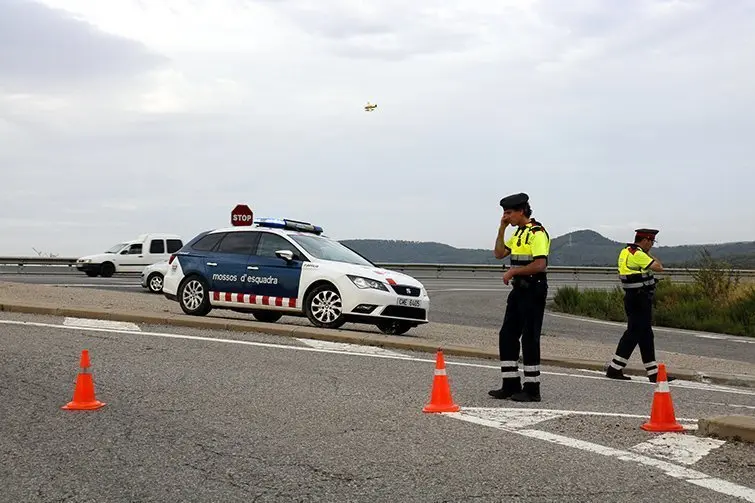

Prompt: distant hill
xmin=341 ymin=229 xmax=755 ymax=268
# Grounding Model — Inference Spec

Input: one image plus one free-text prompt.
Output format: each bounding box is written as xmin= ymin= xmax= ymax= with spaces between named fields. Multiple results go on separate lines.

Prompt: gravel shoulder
xmin=1 ymin=281 xmax=753 ymax=385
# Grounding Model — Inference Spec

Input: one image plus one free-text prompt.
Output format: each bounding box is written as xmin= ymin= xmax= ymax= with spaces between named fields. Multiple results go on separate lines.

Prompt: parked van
xmin=76 ymin=233 xmax=184 ymax=277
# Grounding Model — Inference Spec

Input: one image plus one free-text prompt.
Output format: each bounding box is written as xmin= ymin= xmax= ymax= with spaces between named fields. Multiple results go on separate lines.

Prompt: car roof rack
xmin=253 ymin=217 xmax=324 ymax=235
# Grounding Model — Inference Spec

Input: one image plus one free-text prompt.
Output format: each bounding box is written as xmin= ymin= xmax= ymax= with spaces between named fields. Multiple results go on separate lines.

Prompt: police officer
xmin=489 ymin=192 xmax=550 ymax=402
xmin=606 ymin=228 xmax=673 ymax=382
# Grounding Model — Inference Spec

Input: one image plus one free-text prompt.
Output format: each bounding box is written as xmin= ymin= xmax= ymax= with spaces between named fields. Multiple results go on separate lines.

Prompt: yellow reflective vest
xmin=504 ymin=221 xmax=550 ymax=269
xmin=618 ymin=244 xmax=656 ymax=289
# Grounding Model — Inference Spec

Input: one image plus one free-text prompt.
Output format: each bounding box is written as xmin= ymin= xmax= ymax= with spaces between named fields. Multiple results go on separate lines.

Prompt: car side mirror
xmin=120 ymin=250 xmax=128 ymax=255
xmin=275 ymin=249 xmax=295 ymax=262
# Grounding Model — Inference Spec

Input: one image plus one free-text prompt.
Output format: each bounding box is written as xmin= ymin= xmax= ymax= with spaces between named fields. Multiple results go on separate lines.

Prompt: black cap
xmin=499 ymin=192 xmax=529 ymax=210
xmin=635 ymin=228 xmax=659 ymax=240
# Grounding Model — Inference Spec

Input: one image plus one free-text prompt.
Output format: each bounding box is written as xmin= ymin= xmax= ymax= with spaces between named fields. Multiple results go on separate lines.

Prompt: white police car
xmin=162 ymin=218 xmax=430 ymax=335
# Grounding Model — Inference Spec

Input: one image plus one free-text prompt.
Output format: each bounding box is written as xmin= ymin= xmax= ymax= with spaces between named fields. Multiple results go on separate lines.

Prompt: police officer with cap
xmin=606 ymin=228 xmax=673 ymax=382
xmin=490 ymin=192 xmax=550 ymax=402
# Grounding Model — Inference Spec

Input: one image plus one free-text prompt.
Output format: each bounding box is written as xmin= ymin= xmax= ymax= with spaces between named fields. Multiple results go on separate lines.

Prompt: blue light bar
xmin=254 ymin=217 xmax=323 ymax=235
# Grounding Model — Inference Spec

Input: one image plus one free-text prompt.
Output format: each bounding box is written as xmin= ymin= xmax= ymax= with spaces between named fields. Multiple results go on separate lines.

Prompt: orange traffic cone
xmin=62 ymin=350 xmax=106 ymax=411
xmin=423 ymin=349 xmax=461 ymax=413
xmin=641 ymin=363 xmax=682 ymax=432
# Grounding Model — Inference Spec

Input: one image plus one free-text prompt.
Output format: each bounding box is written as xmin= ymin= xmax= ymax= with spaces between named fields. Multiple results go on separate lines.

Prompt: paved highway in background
xmin=1 ymin=314 xmax=753 ymax=502
xmin=1 ymin=273 xmax=753 ymax=363
xmin=0 ymin=271 xmax=620 ymax=295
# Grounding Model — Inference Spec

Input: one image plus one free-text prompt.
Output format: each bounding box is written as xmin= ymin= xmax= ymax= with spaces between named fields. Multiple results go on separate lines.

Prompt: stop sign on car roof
xmin=231 ymin=204 xmax=253 ymax=226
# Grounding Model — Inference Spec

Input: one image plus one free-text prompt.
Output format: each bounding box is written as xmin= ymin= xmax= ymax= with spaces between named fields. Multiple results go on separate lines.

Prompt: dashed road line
xmin=457 ymin=406 xmax=698 ymax=424
xmin=54 ymin=284 xmax=142 ymax=288
xmin=295 ymin=338 xmax=413 ymax=358
xmin=63 ymin=317 xmax=141 ymax=331
xmin=694 ymin=401 xmax=755 ymax=411
xmin=444 ymin=408 xmax=755 ymax=502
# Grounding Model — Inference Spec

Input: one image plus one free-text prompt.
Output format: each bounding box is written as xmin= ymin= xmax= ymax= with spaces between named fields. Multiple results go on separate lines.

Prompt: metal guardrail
xmin=1 ymin=257 xmax=754 ymax=279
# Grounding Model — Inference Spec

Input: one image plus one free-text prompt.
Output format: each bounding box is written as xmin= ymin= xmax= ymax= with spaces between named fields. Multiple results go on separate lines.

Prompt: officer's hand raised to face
xmin=501 ymin=214 xmax=510 ymax=227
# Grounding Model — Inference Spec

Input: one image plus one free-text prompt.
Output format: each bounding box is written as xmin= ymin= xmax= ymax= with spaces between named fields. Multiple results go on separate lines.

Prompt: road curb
xmin=2 ymin=301 xmax=754 ymax=389
xmin=698 ymin=415 xmax=755 ymax=443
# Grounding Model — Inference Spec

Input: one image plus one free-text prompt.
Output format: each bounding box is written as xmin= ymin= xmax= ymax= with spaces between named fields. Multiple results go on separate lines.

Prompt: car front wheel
xmin=100 ymin=262 xmax=115 ymax=278
xmin=179 ymin=276 xmax=212 ymax=316
xmin=305 ymin=284 xmax=346 ymax=329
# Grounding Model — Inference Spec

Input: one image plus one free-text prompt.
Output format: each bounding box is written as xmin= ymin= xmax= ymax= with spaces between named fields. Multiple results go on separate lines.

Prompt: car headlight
xmin=347 ymin=275 xmax=389 ymax=291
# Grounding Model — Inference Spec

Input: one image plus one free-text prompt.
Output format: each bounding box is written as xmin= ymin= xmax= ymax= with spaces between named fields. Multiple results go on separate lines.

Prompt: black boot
xmin=511 ymin=382 xmax=541 ymax=402
xmin=488 ymin=378 xmax=521 ymax=399
xmin=606 ymin=366 xmax=631 ymax=380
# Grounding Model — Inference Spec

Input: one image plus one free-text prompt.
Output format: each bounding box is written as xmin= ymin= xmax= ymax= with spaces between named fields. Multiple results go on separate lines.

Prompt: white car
xmin=141 ymin=260 xmax=169 ymax=293
xmin=162 ymin=217 xmax=430 ymax=335
xmin=76 ymin=233 xmax=183 ymax=277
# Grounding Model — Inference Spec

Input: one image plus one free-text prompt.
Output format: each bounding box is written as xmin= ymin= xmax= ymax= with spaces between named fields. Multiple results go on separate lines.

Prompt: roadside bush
xmin=553 ymin=286 xmax=626 ymax=322
xmin=552 ymin=250 xmax=755 ymax=337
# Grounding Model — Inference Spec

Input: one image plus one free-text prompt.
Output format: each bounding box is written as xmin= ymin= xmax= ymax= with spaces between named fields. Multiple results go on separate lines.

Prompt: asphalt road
xmin=2 ymin=273 xmax=753 ymax=365
xmin=1 ymin=312 xmax=754 ymax=502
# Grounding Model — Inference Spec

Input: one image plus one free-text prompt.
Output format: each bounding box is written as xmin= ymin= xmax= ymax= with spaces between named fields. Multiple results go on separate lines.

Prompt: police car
xmin=162 ymin=218 xmax=430 ymax=335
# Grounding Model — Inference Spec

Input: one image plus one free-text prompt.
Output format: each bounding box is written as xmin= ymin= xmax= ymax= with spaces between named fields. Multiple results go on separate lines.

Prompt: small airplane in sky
xmin=364 ymin=102 xmax=378 ymax=112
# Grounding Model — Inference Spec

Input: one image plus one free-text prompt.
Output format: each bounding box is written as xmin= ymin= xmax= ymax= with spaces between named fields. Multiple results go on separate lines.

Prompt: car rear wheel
xmin=147 ymin=272 xmax=164 ymax=293
xmin=376 ymin=320 xmax=414 ymax=336
xmin=179 ymin=276 xmax=212 ymax=316
xmin=251 ymin=310 xmax=283 ymax=323
xmin=305 ymin=284 xmax=346 ymax=329
xmin=100 ymin=262 xmax=115 ymax=278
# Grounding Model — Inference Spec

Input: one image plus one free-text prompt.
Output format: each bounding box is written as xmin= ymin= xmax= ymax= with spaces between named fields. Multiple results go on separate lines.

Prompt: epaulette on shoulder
xmin=530 ymin=226 xmax=542 ymax=233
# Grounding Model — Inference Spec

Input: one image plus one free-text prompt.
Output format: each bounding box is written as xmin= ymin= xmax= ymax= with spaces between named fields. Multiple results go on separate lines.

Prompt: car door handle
xmin=206 ymin=262 xmax=217 ymax=266
xmin=247 ymin=266 xmax=259 ymax=270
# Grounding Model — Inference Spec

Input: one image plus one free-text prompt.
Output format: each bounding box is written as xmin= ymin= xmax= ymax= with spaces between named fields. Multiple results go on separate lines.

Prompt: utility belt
xmin=512 ymin=272 xmax=547 ymax=288
xmin=620 ymin=273 xmax=656 ymax=290
xmin=622 ymin=282 xmax=656 ymax=297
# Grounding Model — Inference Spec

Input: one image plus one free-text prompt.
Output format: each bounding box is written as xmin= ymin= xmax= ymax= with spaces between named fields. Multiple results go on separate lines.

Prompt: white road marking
xmin=445 ymin=409 xmax=755 ymax=503
xmin=295 ymin=338 xmax=412 ymax=358
xmin=0 ymin=318 xmax=753 ymax=397
xmin=459 ymin=406 xmax=698 ymax=423
xmin=427 ymin=288 xmax=504 ymax=293
xmin=630 ymin=433 xmax=726 ymax=466
xmin=63 ymin=317 xmax=141 ymax=331
xmin=576 ymin=368 xmax=755 ymax=395
xmin=694 ymin=401 xmax=755 ymax=411
xmin=546 ymin=312 xmax=755 ymax=344
xmin=54 ymin=284 xmax=142 ymax=288
xmin=456 ymin=408 xmax=572 ymax=429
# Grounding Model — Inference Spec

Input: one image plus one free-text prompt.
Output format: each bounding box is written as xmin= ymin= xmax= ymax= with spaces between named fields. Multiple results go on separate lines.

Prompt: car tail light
xmin=168 ymin=254 xmax=176 ymax=265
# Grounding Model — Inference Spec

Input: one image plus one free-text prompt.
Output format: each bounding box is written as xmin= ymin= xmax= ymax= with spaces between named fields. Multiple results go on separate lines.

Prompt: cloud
xmin=1 ymin=0 xmax=754 ymax=256
xmin=0 ymin=0 xmax=167 ymax=93
xmin=264 ymin=0 xmax=563 ymax=61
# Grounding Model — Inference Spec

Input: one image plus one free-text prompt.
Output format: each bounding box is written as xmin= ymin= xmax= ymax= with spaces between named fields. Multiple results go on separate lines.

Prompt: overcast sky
xmin=2 ymin=0 xmax=754 ymax=257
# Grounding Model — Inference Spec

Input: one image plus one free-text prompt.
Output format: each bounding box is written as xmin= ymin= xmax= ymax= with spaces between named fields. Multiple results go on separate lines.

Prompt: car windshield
xmin=289 ymin=234 xmax=374 ymax=266
xmin=105 ymin=243 xmax=126 ymax=253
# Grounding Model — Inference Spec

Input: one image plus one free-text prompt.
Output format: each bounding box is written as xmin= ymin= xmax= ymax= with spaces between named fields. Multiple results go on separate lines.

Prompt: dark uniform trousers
xmin=609 ymin=287 xmax=658 ymax=378
xmin=499 ymin=276 xmax=547 ymax=395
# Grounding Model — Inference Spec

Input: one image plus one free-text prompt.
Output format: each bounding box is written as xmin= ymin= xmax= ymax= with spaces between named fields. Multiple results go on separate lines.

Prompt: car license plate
xmin=397 ymin=297 xmax=421 ymax=308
